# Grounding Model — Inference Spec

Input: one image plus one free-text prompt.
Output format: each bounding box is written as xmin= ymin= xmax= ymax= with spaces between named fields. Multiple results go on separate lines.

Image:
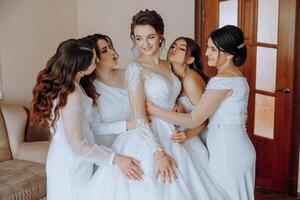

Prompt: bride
xmin=88 ymin=9 xmax=230 ymax=200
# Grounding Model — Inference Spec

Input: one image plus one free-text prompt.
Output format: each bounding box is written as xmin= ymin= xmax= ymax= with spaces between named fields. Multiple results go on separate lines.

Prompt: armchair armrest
xmin=15 ymin=141 xmax=49 ymax=163
xmin=1 ymin=104 xmax=27 ymax=157
xmin=1 ymin=104 xmax=49 ymax=163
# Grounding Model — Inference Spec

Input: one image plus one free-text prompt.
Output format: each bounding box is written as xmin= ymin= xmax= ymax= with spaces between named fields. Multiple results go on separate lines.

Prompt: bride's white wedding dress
xmin=88 ymin=62 xmax=231 ymax=200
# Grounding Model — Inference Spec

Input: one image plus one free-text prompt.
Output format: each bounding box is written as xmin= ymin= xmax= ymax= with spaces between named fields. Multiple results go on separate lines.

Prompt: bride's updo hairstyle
xmin=209 ymin=25 xmax=247 ymax=67
xmin=130 ymin=9 xmax=165 ymax=47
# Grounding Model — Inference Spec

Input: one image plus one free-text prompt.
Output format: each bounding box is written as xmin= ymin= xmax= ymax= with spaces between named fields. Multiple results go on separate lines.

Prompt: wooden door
xmin=195 ymin=0 xmax=298 ymax=194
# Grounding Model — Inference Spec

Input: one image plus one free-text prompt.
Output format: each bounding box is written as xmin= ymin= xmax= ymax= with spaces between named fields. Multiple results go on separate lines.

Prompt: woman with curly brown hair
xmin=31 ymin=38 xmax=142 ymax=200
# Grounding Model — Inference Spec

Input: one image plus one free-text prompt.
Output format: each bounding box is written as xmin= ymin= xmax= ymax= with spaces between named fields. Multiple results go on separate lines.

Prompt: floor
xmin=255 ymin=189 xmax=300 ymax=200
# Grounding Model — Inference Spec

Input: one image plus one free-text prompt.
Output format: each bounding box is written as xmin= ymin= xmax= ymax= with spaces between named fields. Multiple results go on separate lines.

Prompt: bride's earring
xmin=227 ymin=57 xmax=230 ymax=67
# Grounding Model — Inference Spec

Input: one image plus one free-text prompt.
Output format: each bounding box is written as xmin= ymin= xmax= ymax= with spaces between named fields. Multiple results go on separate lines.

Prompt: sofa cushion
xmin=0 ymin=110 xmax=12 ymax=162
xmin=0 ymin=159 xmax=46 ymax=200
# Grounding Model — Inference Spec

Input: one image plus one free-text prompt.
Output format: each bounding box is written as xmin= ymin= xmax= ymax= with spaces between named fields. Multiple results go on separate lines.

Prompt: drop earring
xmin=227 ymin=57 xmax=230 ymax=67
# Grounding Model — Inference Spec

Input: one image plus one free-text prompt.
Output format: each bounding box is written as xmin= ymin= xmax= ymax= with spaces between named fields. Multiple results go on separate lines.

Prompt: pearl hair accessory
xmin=237 ymin=43 xmax=245 ymax=49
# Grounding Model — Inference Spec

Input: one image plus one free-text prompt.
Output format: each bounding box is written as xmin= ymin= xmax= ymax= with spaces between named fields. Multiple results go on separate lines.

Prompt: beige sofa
xmin=0 ymin=104 xmax=49 ymax=200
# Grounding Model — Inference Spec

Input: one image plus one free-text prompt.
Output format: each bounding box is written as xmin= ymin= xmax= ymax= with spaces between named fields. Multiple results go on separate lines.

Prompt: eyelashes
xmin=100 ymin=45 xmax=114 ymax=54
xmin=134 ymin=35 xmax=157 ymax=42
xmin=170 ymin=45 xmax=186 ymax=51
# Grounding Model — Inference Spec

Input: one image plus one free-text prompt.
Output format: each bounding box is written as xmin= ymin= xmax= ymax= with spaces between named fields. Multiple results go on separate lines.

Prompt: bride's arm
xmin=126 ymin=63 xmax=163 ymax=153
xmin=148 ymin=89 xmax=230 ymax=128
xmin=126 ymin=63 xmax=177 ymax=183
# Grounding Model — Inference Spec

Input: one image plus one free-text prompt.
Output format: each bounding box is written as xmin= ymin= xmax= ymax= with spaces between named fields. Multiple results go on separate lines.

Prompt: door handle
xmin=275 ymin=88 xmax=290 ymax=94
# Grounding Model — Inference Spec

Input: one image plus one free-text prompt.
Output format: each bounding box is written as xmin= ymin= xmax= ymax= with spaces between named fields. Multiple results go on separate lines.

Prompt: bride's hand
xmin=155 ymin=151 xmax=177 ymax=184
xmin=113 ymin=154 xmax=143 ymax=180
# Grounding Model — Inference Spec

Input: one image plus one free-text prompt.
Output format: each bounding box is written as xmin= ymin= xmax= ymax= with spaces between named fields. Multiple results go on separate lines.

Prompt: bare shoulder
xmin=183 ymin=71 xmax=206 ymax=104
xmin=183 ymin=70 xmax=206 ymax=91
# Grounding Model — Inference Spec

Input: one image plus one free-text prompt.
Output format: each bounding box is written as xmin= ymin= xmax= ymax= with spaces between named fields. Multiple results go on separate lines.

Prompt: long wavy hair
xmin=168 ymin=37 xmax=209 ymax=83
xmin=30 ymin=38 xmax=98 ymax=128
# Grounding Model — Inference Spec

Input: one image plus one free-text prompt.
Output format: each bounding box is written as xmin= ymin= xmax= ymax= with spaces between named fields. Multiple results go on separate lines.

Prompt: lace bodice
xmin=127 ymin=62 xmax=181 ymax=110
xmin=143 ymin=70 xmax=181 ymax=111
xmin=126 ymin=62 xmax=181 ymax=153
xmin=206 ymin=77 xmax=249 ymax=126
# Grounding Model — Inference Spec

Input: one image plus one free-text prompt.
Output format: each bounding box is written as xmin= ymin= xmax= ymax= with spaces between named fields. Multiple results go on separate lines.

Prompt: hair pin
xmin=237 ymin=43 xmax=245 ymax=49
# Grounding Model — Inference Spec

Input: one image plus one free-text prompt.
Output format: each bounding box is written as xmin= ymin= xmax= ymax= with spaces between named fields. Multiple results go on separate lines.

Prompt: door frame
xmin=290 ymin=1 xmax=300 ymax=196
xmin=194 ymin=0 xmax=300 ymax=196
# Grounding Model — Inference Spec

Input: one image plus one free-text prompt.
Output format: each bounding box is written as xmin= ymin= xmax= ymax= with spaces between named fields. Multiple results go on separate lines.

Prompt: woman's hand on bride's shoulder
xmin=154 ymin=151 xmax=177 ymax=184
xmin=113 ymin=154 xmax=143 ymax=180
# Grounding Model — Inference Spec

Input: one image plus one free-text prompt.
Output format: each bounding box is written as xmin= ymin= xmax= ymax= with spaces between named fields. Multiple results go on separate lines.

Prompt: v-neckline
xmin=135 ymin=62 xmax=173 ymax=84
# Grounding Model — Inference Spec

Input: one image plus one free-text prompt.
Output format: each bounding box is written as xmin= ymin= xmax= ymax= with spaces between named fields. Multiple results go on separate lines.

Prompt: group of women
xmin=31 ymin=9 xmax=256 ymax=200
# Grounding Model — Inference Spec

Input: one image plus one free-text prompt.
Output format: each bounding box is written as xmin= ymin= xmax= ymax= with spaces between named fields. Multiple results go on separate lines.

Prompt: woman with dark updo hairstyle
xmin=88 ymin=9 xmax=231 ymax=200
xmin=147 ymin=25 xmax=256 ymax=200
xmin=31 ymin=38 xmax=142 ymax=200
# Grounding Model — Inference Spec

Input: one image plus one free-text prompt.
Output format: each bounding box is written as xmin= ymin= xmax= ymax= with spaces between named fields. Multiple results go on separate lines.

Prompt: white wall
xmin=0 ymin=0 xmax=193 ymax=105
xmin=0 ymin=0 xmax=78 ymax=106
xmin=0 ymin=0 xmax=194 ymax=106
xmin=77 ymin=0 xmax=195 ymax=67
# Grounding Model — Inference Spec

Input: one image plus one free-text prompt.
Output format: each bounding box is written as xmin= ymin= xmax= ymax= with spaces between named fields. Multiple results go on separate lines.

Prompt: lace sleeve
xmin=125 ymin=62 xmax=163 ymax=153
xmin=61 ymin=89 xmax=115 ymax=165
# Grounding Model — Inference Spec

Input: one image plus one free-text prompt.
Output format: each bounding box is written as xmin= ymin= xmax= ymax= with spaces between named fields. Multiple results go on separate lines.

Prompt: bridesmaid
xmin=167 ymin=37 xmax=208 ymax=145
xmin=83 ymin=34 xmax=135 ymax=147
xmin=147 ymin=25 xmax=256 ymax=200
xmin=30 ymin=38 xmax=142 ymax=200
